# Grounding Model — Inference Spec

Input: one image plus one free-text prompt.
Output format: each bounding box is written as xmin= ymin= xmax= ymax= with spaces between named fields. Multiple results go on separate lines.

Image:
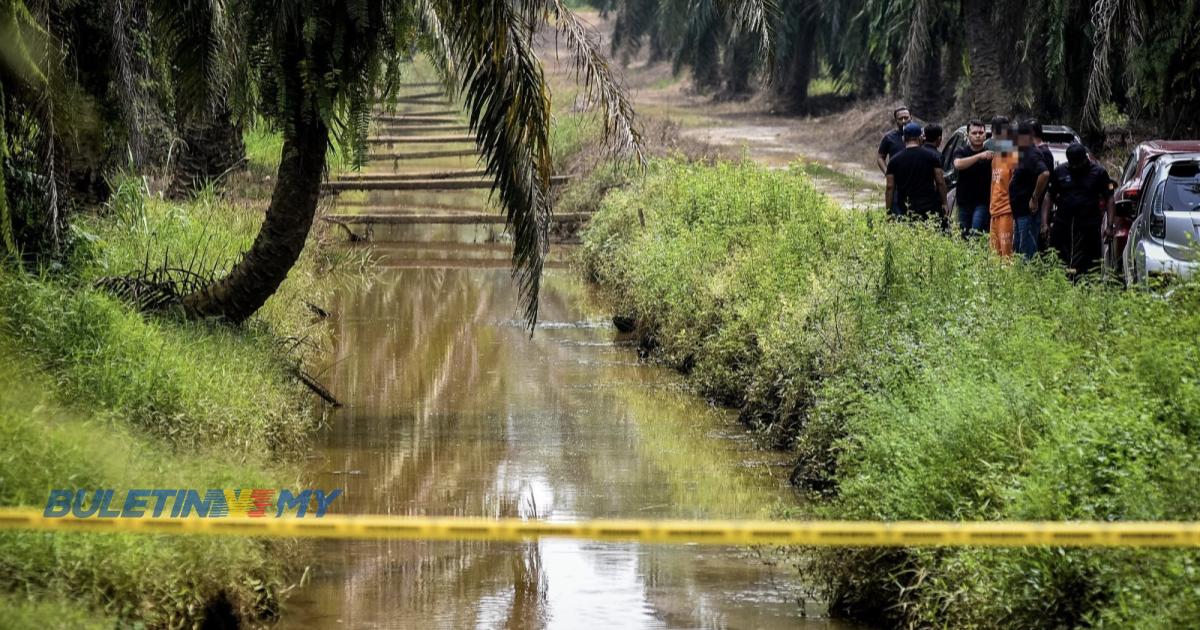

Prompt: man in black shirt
xmin=952 ymin=119 xmax=994 ymax=237
xmin=1009 ymin=122 xmax=1050 ymax=259
xmin=886 ymin=123 xmax=948 ymax=221
xmin=878 ymin=107 xmax=913 ymax=216
xmin=923 ymin=124 xmax=943 ymax=159
xmin=1030 ymin=119 xmax=1057 ymax=246
xmin=1049 ymin=143 xmax=1111 ymax=277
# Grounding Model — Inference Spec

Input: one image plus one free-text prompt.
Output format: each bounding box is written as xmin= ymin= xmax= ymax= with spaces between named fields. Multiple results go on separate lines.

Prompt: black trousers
xmin=1051 ymin=214 xmax=1102 ymax=276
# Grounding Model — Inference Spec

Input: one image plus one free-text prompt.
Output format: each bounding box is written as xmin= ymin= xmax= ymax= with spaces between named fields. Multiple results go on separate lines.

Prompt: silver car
xmin=1121 ymin=153 xmax=1200 ymax=285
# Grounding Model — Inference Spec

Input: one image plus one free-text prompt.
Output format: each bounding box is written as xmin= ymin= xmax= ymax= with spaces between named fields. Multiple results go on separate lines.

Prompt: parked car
xmin=1106 ymin=140 xmax=1200 ymax=275
xmin=1120 ymin=153 xmax=1200 ymax=286
xmin=939 ymin=124 xmax=1083 ymax=211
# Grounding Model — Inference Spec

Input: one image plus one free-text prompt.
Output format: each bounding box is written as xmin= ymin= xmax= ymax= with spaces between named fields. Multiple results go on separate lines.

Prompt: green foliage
xmin=0 ymin=182 xmax=329 ymax=453
xmin=0 ymin=180 xmax=330 ymax=626
xmin=581 ymin=159 xmax=1200 ymax=627
xmin=0 ymin=348 xmax=298 ymax=627
xmin=0 ymin=592 xmax=115 ymax=630
xmin=0 ymin=80 xmax=12 ymax=258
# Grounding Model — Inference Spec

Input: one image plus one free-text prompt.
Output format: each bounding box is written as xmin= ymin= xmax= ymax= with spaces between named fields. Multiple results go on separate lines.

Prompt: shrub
xmin=580 ymin=158 xmax=1200 ymax=627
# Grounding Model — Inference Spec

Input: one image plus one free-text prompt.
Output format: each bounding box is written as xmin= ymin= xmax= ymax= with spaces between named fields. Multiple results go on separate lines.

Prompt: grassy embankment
xmin=578 ymin=159 xmax=1200 ymax=628
xmin=0 ymin=126 xmax=362 ymax=627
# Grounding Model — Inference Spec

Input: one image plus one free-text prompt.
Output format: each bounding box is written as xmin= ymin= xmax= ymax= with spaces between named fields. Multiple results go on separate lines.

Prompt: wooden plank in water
xmin=323 ymin=175 xmax=570 ymax=191
xmin=367 ymin=149 xmax=478 ymax=160
xmin=323 ymin=213 xmax=590 ymax=225
xmin=390 ymin=97 xmax=453 ymax=106
xmin=388 ymin=90 xmax=445 ymax=99
xmin=373 ymin=124 xmax=471 ymax=133
xmin=336 ymin=169 xmax=487 ymax=181
xmin=367 ymin=135 xmax=476 ymax=144
xmin=378 ymin=82 xmax=441 ymax=91
xmin=374 ymin=112 xmax=460 ymax=122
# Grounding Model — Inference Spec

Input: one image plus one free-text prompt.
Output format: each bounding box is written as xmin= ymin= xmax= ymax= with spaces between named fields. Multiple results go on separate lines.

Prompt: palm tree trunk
xmin=777 ymin=18 xmax=817 ymax=108
xmin=723 ymin=35 xmax=758 ymax=97
xmin=691 ymin=25 xmax=722 ymax=93
xmin=905 ymin=43 xmax=943 ymax=118
xmin=858 ymin=59 xmax=885 ymax=98
xmin=180 ymin=115 xmax=327 ymax=323
xmin=963 ymin=0 xmax=1007 ymax=117
xmin=167 ymin=106 xmax=245 ymax=199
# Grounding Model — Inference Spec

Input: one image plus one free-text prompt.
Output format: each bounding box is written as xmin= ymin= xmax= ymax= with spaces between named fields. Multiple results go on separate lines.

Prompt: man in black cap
xmin=886 ymin=122 xmax=948 ymax=221
xmin=1048 ymin=143 xmax=1112 ymax=278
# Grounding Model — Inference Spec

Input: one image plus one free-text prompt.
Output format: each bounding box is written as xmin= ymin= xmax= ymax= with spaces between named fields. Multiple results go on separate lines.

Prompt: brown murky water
xmin=277 ymin=226 xmax=860 ymax=629
xmin=279 ymin=85 xmax=861 ymax=628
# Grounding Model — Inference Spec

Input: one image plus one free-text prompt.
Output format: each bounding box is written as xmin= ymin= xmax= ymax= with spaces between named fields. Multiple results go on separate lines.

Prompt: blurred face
xmin=894 ymin=109 xmax=911 ymax=129
xmin=968 ymin=125 xmax=986 ymax=148
xmin=1017 ymin=132 xmax=1033 ymax=147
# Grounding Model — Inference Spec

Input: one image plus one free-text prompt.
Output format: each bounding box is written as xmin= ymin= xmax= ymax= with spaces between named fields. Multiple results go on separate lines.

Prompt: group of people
xmin=879 ymin=106 xmax=1113 ymax=277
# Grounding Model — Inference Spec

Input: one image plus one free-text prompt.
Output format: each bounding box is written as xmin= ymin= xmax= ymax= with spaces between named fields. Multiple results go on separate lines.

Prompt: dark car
xmin=938 ymin=124 xmax=1082 ymax=210
xmin=1107 ymin=140 xmax=1200 ymax=275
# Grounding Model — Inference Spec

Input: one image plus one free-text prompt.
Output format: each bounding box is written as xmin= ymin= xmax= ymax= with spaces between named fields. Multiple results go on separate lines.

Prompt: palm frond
xmin=148 ymin=0 xmax=232 ymax=117
xmin=724 ymin=0 xmax=777 ymax=75
xmin=545 ymin=0 xmax=645 ymax=165
xmin=415 ymin=0 xmax=459 ymax=97
xmin=429 ymin=0 xmax=555 ymax=327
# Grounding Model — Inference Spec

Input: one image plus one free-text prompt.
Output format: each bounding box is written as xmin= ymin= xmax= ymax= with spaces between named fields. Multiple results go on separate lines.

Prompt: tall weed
xmin=580 ymin=158 xmax=1200 ymax=627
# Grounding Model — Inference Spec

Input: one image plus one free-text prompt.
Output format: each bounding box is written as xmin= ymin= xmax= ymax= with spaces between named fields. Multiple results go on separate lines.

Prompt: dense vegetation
xmin=595 ymin=0 xmax=1200 ymax=137
xmin=580 ymin=159 xmax=1200 ymax=627
xmin=0 ymin=155 xmax=349 ymax=624
xmin=2 ymin=0 xmax=640 ymax=326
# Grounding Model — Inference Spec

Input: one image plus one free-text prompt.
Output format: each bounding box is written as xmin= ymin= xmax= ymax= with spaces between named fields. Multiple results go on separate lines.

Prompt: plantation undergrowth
xmin=0 ymin=164 xmax=350 ymax=625
xmin=580 ymin=159 xmax=1200 ymax=628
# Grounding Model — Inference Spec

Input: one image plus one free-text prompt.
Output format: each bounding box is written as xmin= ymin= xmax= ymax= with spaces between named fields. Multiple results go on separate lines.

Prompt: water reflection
xmin=279 ymin=238 xmax=857 ymax=629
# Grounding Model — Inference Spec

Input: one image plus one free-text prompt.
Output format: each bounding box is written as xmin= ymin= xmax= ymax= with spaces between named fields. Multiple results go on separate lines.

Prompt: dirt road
xmin=541 ymin=11 xmax=891 ymax=209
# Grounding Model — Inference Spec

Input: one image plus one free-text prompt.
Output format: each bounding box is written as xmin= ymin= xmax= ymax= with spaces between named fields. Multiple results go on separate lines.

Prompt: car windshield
xmin=1164 ymin=162 xmax=1200 ymax=212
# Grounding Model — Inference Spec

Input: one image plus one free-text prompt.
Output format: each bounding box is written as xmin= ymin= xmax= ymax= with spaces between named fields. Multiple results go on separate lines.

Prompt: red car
xmin=1108 ymin=140 xmax=1200 ymax=274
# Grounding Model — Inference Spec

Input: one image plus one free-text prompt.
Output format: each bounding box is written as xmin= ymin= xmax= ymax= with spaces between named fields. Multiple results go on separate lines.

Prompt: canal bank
xmin=278 ymin=226 xmax=858 ymax=628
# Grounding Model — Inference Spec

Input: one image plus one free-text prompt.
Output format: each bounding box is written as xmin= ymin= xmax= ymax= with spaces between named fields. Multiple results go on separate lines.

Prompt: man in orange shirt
xmin=988 ymin=117 xmax=1016 ymax=257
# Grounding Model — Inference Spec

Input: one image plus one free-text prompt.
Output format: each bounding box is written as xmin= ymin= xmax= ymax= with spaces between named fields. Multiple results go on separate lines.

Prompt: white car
xmin=1121 ymin=153 xmax=1200 ymax=285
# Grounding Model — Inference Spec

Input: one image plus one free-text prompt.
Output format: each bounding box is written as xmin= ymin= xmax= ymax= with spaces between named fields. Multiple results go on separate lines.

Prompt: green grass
xmin=244 ymin=120 xmax=356 ymax=177
xmin=0 ymin=347 xmax=299 ymax=627
xmin=806 ymin=76 xmax=847 ymax=98
xmin=550 ymin=112 xmax=603 ymax=170
xmin=580 ymin=158 xmax=1200 ymax=628
xmin=0 ymin=131 xmax=350 ymax=625
xmin=0 ymin=592 xmax=115 ymax=630
xmin=793 ymin=158 xmax=883 ymax=193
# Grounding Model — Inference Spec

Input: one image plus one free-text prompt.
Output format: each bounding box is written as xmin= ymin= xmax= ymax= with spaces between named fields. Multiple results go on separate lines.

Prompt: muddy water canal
xmin=277 ymin=222 xmax=860 ymax=629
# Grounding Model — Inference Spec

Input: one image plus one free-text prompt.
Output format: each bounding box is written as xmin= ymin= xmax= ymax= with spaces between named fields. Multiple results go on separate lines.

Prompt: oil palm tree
xmin=146 ymin=0 xmax=645 ymax=326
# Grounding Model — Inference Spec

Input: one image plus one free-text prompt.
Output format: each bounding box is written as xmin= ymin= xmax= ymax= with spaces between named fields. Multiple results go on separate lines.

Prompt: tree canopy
xmin=607 ymin=0 xmax=1200 ymax=134
xmin=1 ymin=0 xmax=643 ymax=325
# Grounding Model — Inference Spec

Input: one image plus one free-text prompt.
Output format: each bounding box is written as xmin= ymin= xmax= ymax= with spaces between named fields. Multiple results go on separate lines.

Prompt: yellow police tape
xmin=3 ymin=508 xmax=1200 ymax=547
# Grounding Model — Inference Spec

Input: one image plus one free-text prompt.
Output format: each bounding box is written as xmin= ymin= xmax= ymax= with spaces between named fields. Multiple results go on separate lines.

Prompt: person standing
xmin=1048 ymin=143 xmax=1111 ymax=278
xmin=1029 ymin=119 xmax=1057 ymax=247
xmin=922 ymin=124 xmax=943 ymax=159
xmin=1009 ymin=122 xmax=1051 ymax=259
xmin=877 ymin=106 xmax=912 ymax=172
xmin=878 ymin=107 xmax=914 ymax=216
xmin=952 ymin=120 xmax=994 ymax=237
xmin=988 ymin=122 xmax=1017 ymax=257
xmin=983 ymin=115 xmax=1008 ymax=152
xmin=886 ymin=122 xmax=948 ymax=221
